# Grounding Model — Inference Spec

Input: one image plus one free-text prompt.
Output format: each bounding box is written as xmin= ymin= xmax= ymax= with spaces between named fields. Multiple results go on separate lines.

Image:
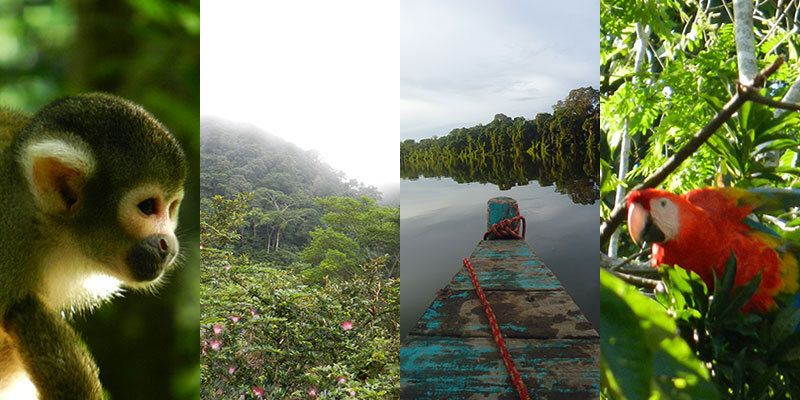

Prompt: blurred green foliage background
xmin=0 ymin=0 xmax=199 ymax=398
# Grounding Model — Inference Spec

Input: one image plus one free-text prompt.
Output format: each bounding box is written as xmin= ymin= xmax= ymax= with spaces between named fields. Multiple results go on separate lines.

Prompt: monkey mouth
xmin=126 ymin=235 xmax=178 ymax=282
xmin=126 ymin=252 xmax=168 ymax=282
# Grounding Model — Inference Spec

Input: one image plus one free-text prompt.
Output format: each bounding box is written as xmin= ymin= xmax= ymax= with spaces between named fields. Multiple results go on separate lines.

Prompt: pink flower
xmin=250 ymin=308 xmax=259 ymax=317
xmin=340 ymin=320 xmax=353 ymax=331
xmin=228 ymin=366 xmax=237 ymax=375
xmin=307 ymin=386 xmax=318 ymax=398
xmin=251 ymin=386 xmax=265 ymax=397
xmin=213 ymin=324 xmax=223 ymax=335
xmin=349 ymin=390 xmax=356 ymax=396
xmin=229 ymin=315 xmax=240 ymax=323
xmin=224 ymin=264 xmax=232 ymax=271
xmin=336 ymin=376 xmax=347 ymax=384
xmin=209 ymin=338 xmax=222 ymax=351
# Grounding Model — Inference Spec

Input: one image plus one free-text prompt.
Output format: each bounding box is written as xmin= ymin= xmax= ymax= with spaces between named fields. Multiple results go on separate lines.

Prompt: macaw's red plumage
xmin=626 ymin=187 xmax=800 ymax=313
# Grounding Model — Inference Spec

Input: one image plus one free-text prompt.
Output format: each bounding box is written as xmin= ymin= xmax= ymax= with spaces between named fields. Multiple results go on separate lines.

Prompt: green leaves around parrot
xmin=601 ymin=1 xmax=800 ymax=397
xmin=708 ymin=253 xmax=762 ymax=324
xmin=603 ymin=254 xmax=800 ymax=398
xmin=707 ymin=101 xmax=800 ymax=186
xmin=655 ymin=255 xmax=800 ymax=398
xmin=600 ymin=269 xmax=718 ymax=400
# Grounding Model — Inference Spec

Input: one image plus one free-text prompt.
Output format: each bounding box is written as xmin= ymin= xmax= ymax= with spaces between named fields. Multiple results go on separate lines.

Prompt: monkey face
xmin=117 ymin=185 xmax=183 ymax=283
xmin=17 ymin=93 xmax=188 ymax=301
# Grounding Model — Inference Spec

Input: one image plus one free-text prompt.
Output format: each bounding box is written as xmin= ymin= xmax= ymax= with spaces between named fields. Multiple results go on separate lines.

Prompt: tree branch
xmin=600 ymin=252 xmax=653 ymax=273
xmin=776 ymin=74 xmax=800 ymax=117
xmin=600 ymin=57 xmax=786 ymax=245
xmin=743 ymin=86 xmax=800 ymax=111
xmin=612 ymin=271 xmax=660 ymax=289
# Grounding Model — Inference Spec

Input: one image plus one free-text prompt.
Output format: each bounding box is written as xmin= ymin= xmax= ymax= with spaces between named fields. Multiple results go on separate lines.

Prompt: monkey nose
xmin=127 ymin=234 xmax=178 ymax=281
xmin=149 ymin=235 xmax=174 ymax=260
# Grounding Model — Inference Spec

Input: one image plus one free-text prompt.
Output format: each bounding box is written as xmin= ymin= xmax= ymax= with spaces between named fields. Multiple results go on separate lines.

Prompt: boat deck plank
xmin=401 ymin=239 xmax=599 ymax=399
xmin=401 ymin=336 xmax=599 ymax=400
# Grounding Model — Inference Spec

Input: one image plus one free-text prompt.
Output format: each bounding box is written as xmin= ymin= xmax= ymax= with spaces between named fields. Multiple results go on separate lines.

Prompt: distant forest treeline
xmin=400 ymin=87 xmax=600 ymax=179
xmin=201 ymin=119 xmax=389 ymax=265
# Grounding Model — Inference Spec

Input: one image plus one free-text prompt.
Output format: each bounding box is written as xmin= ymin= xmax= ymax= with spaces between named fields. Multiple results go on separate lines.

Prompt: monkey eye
xmin=137 ymin=198 xmax=157 ymax=216
xmin=169 ymin=200 xmax=180 ymax=219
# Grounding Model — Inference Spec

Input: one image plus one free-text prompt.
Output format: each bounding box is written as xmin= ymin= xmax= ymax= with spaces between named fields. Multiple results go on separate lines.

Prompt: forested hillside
xmin=201 ymin=120 xmax=400 ymax=398
xmin=201 ymin=119 xmax=384 ymax=263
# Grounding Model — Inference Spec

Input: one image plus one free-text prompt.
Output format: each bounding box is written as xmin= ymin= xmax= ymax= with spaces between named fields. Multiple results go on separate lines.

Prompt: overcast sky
xmin=401 ymin=0 xmax=599 ymax=140
xmin=201 ymin=1 xmax=399 ymax=187
xmin=201 ymin=1 xmax=598 ymax=185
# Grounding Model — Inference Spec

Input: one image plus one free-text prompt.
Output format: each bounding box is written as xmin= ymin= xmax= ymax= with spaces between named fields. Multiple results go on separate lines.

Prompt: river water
xmin=400 ymin=168 xmax=599 ymax=339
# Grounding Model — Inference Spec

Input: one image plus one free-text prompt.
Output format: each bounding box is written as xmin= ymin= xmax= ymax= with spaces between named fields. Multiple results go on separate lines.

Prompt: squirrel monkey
xmin=0 ymin=93 xmax=187 ymax=399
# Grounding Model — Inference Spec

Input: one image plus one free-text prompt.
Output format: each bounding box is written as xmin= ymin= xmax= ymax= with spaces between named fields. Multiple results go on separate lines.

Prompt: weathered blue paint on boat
xmin=412 ymin=287 xmax=596 ymax=339
xmin=401 ymin=198 xmax=599 ymax=399
xmin=401 ymin=336 xmax=599 ymax=399
xmin=487 ymin=196 xmax=522 ymax=228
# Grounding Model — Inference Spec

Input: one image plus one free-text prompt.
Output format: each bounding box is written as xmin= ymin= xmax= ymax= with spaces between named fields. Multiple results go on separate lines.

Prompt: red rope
xmin=463 ymin=257 xmax=531 ymax=400
xmin=484 ymin=215 xmax=526 ymax=240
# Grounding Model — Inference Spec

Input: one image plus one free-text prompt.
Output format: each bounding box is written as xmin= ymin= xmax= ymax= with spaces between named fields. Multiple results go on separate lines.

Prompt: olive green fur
xmin=0 ymin=93 xmax=187 ymax=398
xmin=4 ymin=295 xmax=103 ymax=400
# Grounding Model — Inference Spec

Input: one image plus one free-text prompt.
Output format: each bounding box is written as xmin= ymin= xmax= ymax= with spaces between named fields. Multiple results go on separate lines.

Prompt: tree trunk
xmin=733 ymin=0 xmax=758 ymax=85
xmin=776 ymin=76 xmax=800 ymax=117
xmin=608 ymin=23 xmax=650 ymax=257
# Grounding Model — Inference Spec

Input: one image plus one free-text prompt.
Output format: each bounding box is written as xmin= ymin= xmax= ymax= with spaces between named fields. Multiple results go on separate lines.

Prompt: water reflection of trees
xmin=400 ymin=87 xmax=600 ymax=205
xmin=400 ymin=151 xmax=599 ymax=205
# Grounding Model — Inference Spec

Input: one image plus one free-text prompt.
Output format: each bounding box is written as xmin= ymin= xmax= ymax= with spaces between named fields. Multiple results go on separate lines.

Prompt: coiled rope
xmin=484 ymin=203 xmax=526 ymax=240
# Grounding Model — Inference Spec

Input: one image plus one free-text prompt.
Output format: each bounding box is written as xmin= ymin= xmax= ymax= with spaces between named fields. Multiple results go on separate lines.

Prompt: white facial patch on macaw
xmin=649 ymin=197 xmax=679 ymax=242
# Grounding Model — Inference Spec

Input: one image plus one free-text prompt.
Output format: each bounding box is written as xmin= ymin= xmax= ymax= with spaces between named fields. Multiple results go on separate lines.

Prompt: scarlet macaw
xmin=626 ymin=187 xmax=800 ymax=312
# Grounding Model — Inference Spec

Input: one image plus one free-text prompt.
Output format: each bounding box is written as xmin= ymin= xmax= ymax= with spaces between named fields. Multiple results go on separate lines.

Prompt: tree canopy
xmin=200 ymin=121 xmax=400 ymax=398
xmin=400 ymin=87 xmax=600 ymax=201
xmin=600 ymin=1 xmax=800 ymax=398
xmin=201 ymin=119 xmax=384 ymax=264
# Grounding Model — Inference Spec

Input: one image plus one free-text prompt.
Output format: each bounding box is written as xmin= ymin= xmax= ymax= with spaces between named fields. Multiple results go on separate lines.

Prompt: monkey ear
xmin=21 ymin=139 xmax=95 ymax=215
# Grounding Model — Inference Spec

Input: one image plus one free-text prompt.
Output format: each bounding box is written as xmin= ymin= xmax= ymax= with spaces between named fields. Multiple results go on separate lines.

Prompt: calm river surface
xmin=400 ymin=176 xmax=599 ymax=339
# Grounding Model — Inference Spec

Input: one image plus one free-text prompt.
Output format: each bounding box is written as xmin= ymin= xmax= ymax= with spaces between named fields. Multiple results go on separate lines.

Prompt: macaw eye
xmin=137 ymin=198 xmax=157 ymax=215
xmin=660 ymin=199 xmax=667 ymax=207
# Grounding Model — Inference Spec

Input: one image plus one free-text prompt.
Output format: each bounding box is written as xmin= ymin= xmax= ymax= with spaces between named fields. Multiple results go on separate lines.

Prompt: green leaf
xmin=718 ymin=272 xmax=761 ymax=320
xmin=770 ymin=306 xmax=800 ymax=346
xmin=601 ymin=270 xmax=652 ymax=399
xmin=710 ymin=253 xmax=737 ymax=318
xmin=601 ymin=270 xmax=718 ymax=399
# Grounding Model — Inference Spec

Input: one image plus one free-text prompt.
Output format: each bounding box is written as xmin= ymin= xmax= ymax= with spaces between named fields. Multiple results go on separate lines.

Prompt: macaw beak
xmin=627 ymin=202 xmax=666 ymax=246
